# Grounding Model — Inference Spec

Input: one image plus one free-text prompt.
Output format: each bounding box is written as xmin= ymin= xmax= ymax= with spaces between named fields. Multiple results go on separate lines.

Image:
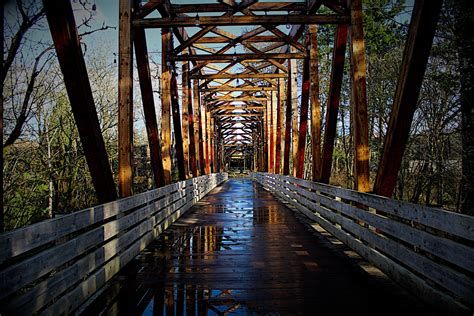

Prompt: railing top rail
xmin=257 ymin=172 xmax=474 ymax=241
xmin=0 ymin=173 xmax=224 ymax=262
xmin=252 ymin=172 xmax=472 ymax=313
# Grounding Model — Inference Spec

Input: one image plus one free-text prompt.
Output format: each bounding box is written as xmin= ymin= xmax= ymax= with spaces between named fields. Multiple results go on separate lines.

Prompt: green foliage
xmin=363 ymin=0 xmax=407 ymax=54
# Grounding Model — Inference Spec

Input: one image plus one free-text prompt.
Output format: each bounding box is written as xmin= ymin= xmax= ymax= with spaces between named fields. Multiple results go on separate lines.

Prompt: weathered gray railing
xmin=253 ymin=172 xmax=473 ymax=313
xmin=0 ymin=172 xmax=227 ymax=315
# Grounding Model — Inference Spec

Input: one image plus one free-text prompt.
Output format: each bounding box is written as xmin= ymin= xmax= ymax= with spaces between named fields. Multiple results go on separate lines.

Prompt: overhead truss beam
xmin=133 ymin=15 xmax=350 ymax=28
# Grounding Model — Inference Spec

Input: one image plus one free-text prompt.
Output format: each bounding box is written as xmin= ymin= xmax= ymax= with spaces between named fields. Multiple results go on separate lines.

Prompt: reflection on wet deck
xmin=83 ymin=178 xmax=437 ymax=315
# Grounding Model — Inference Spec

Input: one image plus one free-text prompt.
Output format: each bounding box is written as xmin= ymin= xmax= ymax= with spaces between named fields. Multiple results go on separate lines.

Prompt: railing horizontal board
xmin=286 ymin=175 xmax=474 ymax=241
xmin=276 ymin=176 xmax=473 ymax=273
xmin=0 ymin=179 xmax=186 ymax=261
xmin=253 ymin=173 xmax=472 ymax=312
xmin=5 ymin=184 xmax=199 ymax=314
xmin=281 ymin=182 xmax=473 ymax=304
xmin=0 ymin=183 xmax=195 ymax=300
xmin=0 ymin=173 xmax=227 ymax=315
xmin=9 ymin=214 xmax=154 ymax=315
xmin=303 ymin=205 xmax=469 ymax=315
xmin=41 ymin=197 xmax=195 ymax=316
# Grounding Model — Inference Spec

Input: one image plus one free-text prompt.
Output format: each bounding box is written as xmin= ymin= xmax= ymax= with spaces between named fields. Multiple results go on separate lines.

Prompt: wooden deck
xmin=82 ymin=178 xmax=442 ymax=315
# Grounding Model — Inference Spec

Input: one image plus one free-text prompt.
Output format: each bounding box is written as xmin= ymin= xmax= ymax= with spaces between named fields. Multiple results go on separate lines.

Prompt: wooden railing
xmin=0 ymin=173 xmax=227 ymax=315
xmin=253 ymin=172 xmax=473 ymax=313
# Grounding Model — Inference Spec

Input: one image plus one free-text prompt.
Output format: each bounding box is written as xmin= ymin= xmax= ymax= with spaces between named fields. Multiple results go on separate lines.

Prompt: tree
xmin=452 ymin=0 xmax=474 ymax=215
xmin=2 ymin=1 xmax=115 ymax=230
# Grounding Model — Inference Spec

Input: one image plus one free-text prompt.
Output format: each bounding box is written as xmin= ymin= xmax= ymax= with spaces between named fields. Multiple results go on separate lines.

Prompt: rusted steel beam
xmin=172 ymin=2 xmax=259 ymax=54
xmin=263 ymin=100 xmax=269 ymax=171
xmin=320 ymin=25 xmax=348 ymax=183
xmin=195 ymin=80 xmax=206 ymax=175
xmin=349 ymin=0 xmax=370 ymax=192
xmin=205 ymin=109 xmax=212 ymax=174
xmin=290 ymin=47 xmax=299 ymax=177
xmin=275 ymin=76 xmax=284 ymax=174
xmin=323 ymin=0 xmax=348 ymax=15
xmin=161 ymin=27 xmax=173 ymax=184
xmin=270 ymin=89 xmax=278 ymax=173
xmin=207 ymin=97 xmax=268 ymax=102
xmin=196 ymin=36 xmax=285 ymax=43
xmin=134 ymin=26 xmax=166 ymax=187
xmin=136 ymin=1 xmax=161 ymax=18
xmin=214 ymin=113 xmax=264 ymax=117
xmin=212 ymin=106 xmax=265 ymax=113
xmin=156 ymin=1 xmax=203 ymax=68
xmin=296 ymin=45 xmax=310 ymax=179
xmin=181 ymin=61 xmax=191 ymax=178
xmin=43 ymin=0 xmax=117 ymax=202
xmin=118 ymin=0 xmax=134 ymax=197
xmin=273 ymin=24 xmax=306 ymax=65
xmin=173 ymin=26 xmax=215 ymax=55
xmin=172 ymin=2 xmax=308 ymax=13
xmin=309 ymin=25 xmax=322 ymax=182
xmin=188 ymin=26 xmax=268 ymax=71
xmin=192 ymin=73 xmax=286 ymax=80
xmin=193 ymin=43 xmax=218 ymax=54
xmin=211 ymin=116 xmax=216 ymax=172
xmin=202 ymin=86 xmax=277 ymax=91
xmin=184 ymin=62 xmax=198 ymax=177
xmin=171 ymin=74 xmax=186 ymax=181
xmin=260 ymin=122 xmax=265 ymax=171
xmin=373 ymin=0 xmax=442 ymax=197
xmin=133 ymin=15 xmax=349 ymax=28
xmin=170 ymin=53 xmax=306 ymax=61
xmin=283 ymin=65 xmax=292 ymax=175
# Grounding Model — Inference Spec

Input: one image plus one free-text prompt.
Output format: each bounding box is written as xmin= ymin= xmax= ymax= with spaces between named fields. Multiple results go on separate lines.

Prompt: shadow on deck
xmin=82 ymin=178 xmax=440 ymax=315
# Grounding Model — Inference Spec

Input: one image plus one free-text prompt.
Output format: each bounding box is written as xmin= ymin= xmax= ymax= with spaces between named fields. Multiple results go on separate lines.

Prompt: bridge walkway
xmin=83 ymin=178 xmax=439 ymax=315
